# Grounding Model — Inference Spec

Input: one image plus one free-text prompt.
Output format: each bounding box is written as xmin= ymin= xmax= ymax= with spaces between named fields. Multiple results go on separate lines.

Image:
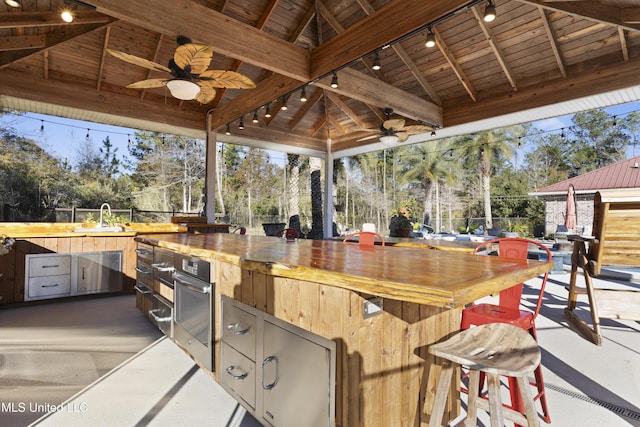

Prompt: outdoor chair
xmin=342 ymin=231 xmax=385 ymax=247
xmin=461 ymin=237 xmax=552 ymax=423
xmin=566 ymin=190 xmax=640 ymax=345
xmin=232 ymin=226 xmax=247 ymax=234
xmin=275 ymin=228 xmax=299 ymax=241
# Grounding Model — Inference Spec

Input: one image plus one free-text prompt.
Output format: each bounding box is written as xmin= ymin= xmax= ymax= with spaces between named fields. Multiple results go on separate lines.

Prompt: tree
xmin=307 ymin=156 xmax=324 ymax=239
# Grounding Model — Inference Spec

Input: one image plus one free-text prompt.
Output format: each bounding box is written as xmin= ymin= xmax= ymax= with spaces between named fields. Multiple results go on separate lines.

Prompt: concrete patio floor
xmin=0 ymin=270 xmax=639 ymax=426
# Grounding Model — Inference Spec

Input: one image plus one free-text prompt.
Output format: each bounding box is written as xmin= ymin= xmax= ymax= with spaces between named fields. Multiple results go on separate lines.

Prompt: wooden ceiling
xmin=1 ymin=0 xmax=640 ymax=157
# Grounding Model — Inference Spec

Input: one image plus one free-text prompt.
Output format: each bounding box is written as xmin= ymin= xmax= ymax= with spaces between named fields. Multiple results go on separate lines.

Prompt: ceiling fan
xmin=359 ymin=108 xmax=434 ymax=145
xmin=106 ymin=36 xmax=256 ymax=104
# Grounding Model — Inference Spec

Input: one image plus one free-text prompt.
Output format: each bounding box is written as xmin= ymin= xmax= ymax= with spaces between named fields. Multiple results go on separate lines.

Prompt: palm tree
xmin=454 ymin=128 xmax=519 ymax=230
xmin=287 ymin=153 xmax=302 ymax=236
xmin=307 ymin=156 xmax=324 ymax=239
xmin=400 ymin=141 xmax=456 ymax=230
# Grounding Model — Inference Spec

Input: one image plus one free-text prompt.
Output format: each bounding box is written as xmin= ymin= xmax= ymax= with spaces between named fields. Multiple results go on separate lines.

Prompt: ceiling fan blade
xmin=402 ymin=125 xmax=434 ymax=134
xmin=396 ymin=131 xmax=410 ymax=142
xmin=126 ymin=78 xmax=168 ymax=89
xmin=195 ymin=84 xmax=216 ymax=104
xmin=383 ymin=119 xmax=405 ymax=131
xmin=357 ymin=134 xmax=381 ymax=142
xmin=174 ymin=43 xmax=213 ymax=74
xmin=106 ymin=49 xmax=171 ymax=73
xmin=199 ymin=70 xmax=256 ymax=89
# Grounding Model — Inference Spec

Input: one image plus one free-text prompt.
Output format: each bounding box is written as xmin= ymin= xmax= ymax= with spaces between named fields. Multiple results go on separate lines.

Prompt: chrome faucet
xmin=99 ymin=203 xmax=112 ymax=227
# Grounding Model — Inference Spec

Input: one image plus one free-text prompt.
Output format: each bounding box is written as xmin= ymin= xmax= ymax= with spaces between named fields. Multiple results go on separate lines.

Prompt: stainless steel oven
xmin=173 ymin=253 xmax=214 ymax=371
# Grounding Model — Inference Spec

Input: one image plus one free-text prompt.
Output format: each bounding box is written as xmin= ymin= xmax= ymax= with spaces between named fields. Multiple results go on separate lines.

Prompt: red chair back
xmin=474 ymin=238 xmax=552 ymax=314
xmin=276 ymin=228 xmax=299 ymax=240
xmin=343 ymin=231 xmax=385 ymax=247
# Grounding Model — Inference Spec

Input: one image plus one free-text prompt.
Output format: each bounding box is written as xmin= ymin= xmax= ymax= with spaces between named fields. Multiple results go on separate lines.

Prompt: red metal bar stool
xmin=461 ymin=238 xmax=552 ymax=423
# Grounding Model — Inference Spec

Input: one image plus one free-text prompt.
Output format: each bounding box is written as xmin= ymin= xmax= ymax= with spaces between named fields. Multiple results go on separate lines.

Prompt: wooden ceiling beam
xmin=89 ymin=0 xmax=310 ymax=81
xmin=443 ymin=51 xmax=640 ymax=126
xmin=288 ymin=87 xmax=323 ymax=131
xmin=314 ymin=67 xmax=442 ymax=126
xmin=0 ymin=11 xmax=111 ymax=29
xmin=0 ymin=21 xmax=115 ymax=69
xmin=326 ymin=92 xmax=370 ymax=130
xmin=472 ymin=5 xmax=517 ymax=91
xmin=0 ymin=35 xmax=45 ymax=51
xmin=221 ymin=124 xmax=325 ymax=152
xmin=433 ymin=26 xmax=477 ymax=102
xmin=537 ymin=6 xmax=566 ymax=78
xmin=520 ymin=0 xmax=640 ymax=32
xmin=618 ymin=27 xmax=629 ymax=61
xmin=310 ymin=0 xmax=473 ymax=79
xmin=0 ymin=68 xmax=206 ymax=131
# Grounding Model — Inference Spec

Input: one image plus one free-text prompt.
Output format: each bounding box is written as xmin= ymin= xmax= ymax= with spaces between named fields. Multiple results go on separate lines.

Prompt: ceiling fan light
xmin=61 ymin=10 xmax=74 ymax=23
xmin=166 ymin=79 xmax=200 ymax=100
xmin=4 ymin=0 xmax=21 ymax=8
xmin=380 ymin=134 xmax=399 ymax=147
xmin=483 ymin=1 xmax=496 ymax=22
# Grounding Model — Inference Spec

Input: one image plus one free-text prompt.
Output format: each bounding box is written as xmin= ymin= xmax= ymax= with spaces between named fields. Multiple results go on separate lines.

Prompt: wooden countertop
xmin=136 ymin=233 xmax=553 ymax=308
xmin=0 ymin=222 xmax=187 ymax=238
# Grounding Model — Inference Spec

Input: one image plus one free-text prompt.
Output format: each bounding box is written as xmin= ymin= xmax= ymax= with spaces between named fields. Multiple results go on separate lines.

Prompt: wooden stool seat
xmin=428 ymin=323 xmax=541 ymax=427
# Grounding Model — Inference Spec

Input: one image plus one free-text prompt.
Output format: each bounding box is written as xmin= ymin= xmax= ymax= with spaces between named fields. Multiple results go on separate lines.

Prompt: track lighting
xmin=4 ymin=0 xmax=21 ymax=7
xmin=425 ymin=29 xmax=436 ymax=48
xmin=483 ymin=0 xmax=496 ymax=23
xmin=280 ymin=97 xmax=288 ymax=110
xmin=238 ymin=116 xmax=244 ymax=130
xmin=225 ymin=123 xmax=231 ymax=135
xmin=252 ymin=110 xmax=259 ymax=123
xmin=330 ymin=72 xmax=338 ymax=89
xmin=300 ymin=86 xmax=308 ymax=102
xmin=372 ymin=51 xmax=381 ymax=71
xmin=264 ymin=103 xmax=272 ymax=118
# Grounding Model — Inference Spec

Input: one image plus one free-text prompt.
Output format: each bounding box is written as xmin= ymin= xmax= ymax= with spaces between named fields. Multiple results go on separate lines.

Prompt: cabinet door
xmin=262 ymin=320 xmax=334 ymax=427
xmin=76 ymin=251 xmax=122 ymax=294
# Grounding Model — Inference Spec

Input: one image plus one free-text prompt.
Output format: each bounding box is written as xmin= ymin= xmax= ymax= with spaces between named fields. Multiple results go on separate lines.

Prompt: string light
xmin=85 ymin=128 xmax=90 ymax=140
xmin=40 ymin=120 xmax=44 ymax=132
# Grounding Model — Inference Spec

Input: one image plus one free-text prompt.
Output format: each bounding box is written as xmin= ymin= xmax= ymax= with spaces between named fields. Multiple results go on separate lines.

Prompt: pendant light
xmin=483 ymin=0 xmax=496 ymax=22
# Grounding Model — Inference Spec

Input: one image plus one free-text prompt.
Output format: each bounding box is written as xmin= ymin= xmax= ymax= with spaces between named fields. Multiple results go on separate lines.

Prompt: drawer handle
xmin=134 ymin=284 xmax=152 ymax=294
xmin=262 ymin=355 xmax=279 ymax=390
xmin=226 ymin=322 xmax=251 ymax=335
xmin=225 ymin=365 xmax=249 ymax=380
xmin=135 ymin=267 xmax=152 ymax=275
xmin=152 ymin=263 xmax=175 ymax=273
xmin=149 ymin=309 xmax=171 ymax=323
xmin=41 ymin=283 xmax=59 ymax=288
xmin=41 ymin=264 xmax=60 ymax=269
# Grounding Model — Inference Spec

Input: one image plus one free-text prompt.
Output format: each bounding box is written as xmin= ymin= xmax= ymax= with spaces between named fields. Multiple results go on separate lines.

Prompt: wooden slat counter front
xmin=136 ymin=233 xmax=552 ymax=427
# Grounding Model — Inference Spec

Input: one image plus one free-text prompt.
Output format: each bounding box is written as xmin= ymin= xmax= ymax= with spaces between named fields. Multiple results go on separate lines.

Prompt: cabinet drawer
xmin=135 ymin=243 xmax=154 ymax=264
xmin=220 ymin=342 xmax=256 ymax=409
xmin=28 ymin=255 xmax=71 ymax=277
xmin=136 ymin=260 xmax=153 ymax=287
xmin=27 ymin=275 xmax=71 ymax=299
xmin=222 ymin=298 xmax=257 ymax=361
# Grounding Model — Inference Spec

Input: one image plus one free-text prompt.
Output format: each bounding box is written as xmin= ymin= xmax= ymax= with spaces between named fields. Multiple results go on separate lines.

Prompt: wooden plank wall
xmin=214 ymin=260 xmax=460 ymax=427
xmin=0 ymin=236 xmax=137 ymax=305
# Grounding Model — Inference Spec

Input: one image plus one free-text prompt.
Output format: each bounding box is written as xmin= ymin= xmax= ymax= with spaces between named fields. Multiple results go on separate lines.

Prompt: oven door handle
xmin=174 ymin=273 xmax=210 ymax=294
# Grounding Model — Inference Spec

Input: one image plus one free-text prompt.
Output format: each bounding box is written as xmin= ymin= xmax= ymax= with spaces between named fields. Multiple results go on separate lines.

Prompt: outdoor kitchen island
xmin=135 ymin=232 xmax=552 ymax=427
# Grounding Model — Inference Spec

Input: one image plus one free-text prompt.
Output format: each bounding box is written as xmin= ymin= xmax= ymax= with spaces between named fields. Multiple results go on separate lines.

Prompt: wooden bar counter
xmin=136 ymin=233 xmax=552 ymax=427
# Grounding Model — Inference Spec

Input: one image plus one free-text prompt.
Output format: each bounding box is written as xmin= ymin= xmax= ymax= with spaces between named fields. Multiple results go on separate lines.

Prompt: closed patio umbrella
xmin=565 ymin=184 xmax=577 ymax=230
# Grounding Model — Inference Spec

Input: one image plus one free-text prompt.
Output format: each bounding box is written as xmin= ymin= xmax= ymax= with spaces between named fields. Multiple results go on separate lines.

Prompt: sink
xmin=72 ymin=226 xmax=124 ymax=233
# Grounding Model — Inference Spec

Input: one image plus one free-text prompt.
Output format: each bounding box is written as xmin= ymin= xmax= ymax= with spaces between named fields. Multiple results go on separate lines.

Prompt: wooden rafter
xmin=537 ymin=6 xmax=567 ymax=78
xmin=472 ymin=5 xmax=517 ymax=91
xmin=433 ymin=26 xmax=477 ymax=102
xmin=0 ymin=11 xmax=111 ymax=29
xmin=522 ymin=0 xmax=640 ymax=32
xmin=288 ymin=87 xmax=323 ymax=131
xmin=96 ymin=27 xmax=111 ymax=91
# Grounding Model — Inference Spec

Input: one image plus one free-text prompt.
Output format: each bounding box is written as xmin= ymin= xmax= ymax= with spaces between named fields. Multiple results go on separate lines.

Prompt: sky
xmin=2 ymin=100 xmax=640 ymax=163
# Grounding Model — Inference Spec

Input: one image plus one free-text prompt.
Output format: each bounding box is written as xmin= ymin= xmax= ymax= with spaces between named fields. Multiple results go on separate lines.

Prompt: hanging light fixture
xmin=166 ymin=79 xmax=200 ymax=100
xmin=225 ymin=123 xmax=231 ymax=135
xmin=252 ymin=110 xmax=259 ymax=123
xmin=85 ymin=129 xmax=90 ymax=140
xmin=372 ymin=51 xmax=381 ymax=71
xmin=61 ymin=9 xmax=74 ymax=22
xmin=280 ymin=96 xmax=288 ymax=110
xmin=483 ymin=0 xmax=496 ymax=22
xmin=4 ymin=0 xmax=21 ymax=8
xmin=264 ymin=103 xmax=272 ymax=118
xmin=238 ymin=116 xmax=245 ymax=130
xmin=40 ymin=120 xmax=45 ymax=132
xmin=425 ymin=28 xmax=436 ymax=48
xmin=300 ymin=86 xmax=308 ymax=102
xmin=330 ymin=72 xmax=338 ymax=89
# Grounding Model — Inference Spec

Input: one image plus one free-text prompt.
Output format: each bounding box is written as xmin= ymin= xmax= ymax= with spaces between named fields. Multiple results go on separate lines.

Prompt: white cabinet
xmin=24 ymin=252 xmax=122 ymax=301
xmin=220 ymin=297 xmax=335 ymax=427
